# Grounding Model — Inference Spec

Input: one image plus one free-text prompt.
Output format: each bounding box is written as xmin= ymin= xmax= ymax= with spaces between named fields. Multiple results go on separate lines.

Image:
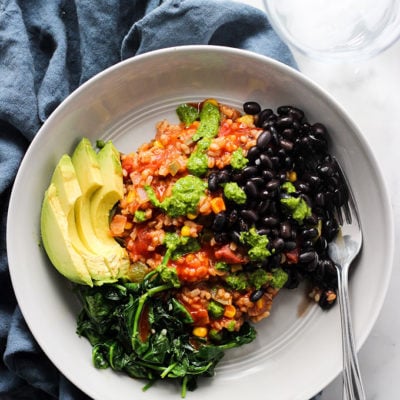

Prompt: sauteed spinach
xmin=75 ymin=264 xmax=256 ymax=397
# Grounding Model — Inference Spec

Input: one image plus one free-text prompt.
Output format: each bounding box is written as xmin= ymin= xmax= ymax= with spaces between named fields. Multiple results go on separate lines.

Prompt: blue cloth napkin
xmin=0 ymin=0 xmax=304 ymax=399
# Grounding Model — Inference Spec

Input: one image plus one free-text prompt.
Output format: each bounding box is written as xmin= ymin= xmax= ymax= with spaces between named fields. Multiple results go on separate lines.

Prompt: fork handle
xmin=336 ymin=264 xmax=367 ymax=400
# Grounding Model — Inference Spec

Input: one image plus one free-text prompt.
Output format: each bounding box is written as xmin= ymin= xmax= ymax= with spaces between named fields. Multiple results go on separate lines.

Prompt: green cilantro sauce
xmin=280 ymin=181 xmax=312 ymax=223
xmin=230 ymin=148 xmax=249 ymax=170
xmin=133 ymin=210 xmax=147 ymax=223
xmin=240 ymin=227 xmax=271 ymax=261
xmin=145 ymin=175 xmax=207 ymax=218
xmin=222 ymin=182 xmax=247 ymax=204
xmin=176 ymin=103 xmax=199 ymax=127
xmin=183 ymin=101 xmax=221 ymax=177
xmin=192 ymin=101 xmax=221 ymax=141
xmin=225 ymin=267 xmax=288 ymax=291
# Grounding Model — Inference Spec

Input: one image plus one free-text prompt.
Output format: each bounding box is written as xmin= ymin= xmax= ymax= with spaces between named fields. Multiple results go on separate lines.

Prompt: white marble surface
xmin=241 ymin=0 xmax=400 ymax=398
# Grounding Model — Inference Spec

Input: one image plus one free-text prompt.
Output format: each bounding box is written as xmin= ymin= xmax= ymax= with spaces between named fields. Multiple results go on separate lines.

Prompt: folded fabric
xmin=0 ymin=0 xmax=298 ymax=399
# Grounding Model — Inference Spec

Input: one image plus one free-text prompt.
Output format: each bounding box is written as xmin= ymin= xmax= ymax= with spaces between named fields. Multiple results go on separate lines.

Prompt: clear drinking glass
xmin=264 ymin=0 xmax=400 ymax=61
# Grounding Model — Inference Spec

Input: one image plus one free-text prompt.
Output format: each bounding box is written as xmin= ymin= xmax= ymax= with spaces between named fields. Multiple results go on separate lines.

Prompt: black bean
xmin=262 ymin=216 xmax=279 ymax=227
xmin=247 ymin=146 xmax=260 ymax=162
xmin=322 ymin=191 xmax=334 ymax=209
xmin=230 ymin=230 xmax=242 ymax=244
xmin=319 ymin=290 xmax=337 ymax=310
xmin=284 ymin=270 xmax=301 ymax=289
xmin=277 ymin=171 xmax=287 ymax=181
xmin=270 ymin=156 xmax=280 ymax=168
xmin=309 ymin=135 xmax=328 ymax=152
xmin=212 ymin=212 xmax=226 ymax=232
xmin=256 ymin=130 xmax=272 ymax=150
xmin=280 ymin=139 xmax=294 ymax=151
xmin=268 ymin=201 xmax=278 ymax=214
xmin=256 ymin=109 xmax=274 ymax=127
xmin=303 ymin=174 xmax=322 ymax=188
xmin=281 ymin=128 xmax=295 ymax=140
xmin=276 ymin=116 xmax=293 ymax=130
xmin=262 ymin=169 xmax=274 ymax=181
xmin=280 ymin=221 xmax=292 ymax=239
xmin=245 ymin=180 xmax=259 ymax=198
xmin=227 ymin=209 xmax=239 ymax=225
xmin=315 ymin=192 xmax=325 ymax=207
xmin=244 ymin=101 xmax=261 ymax=115
xmin=214 ymin=232 xmax=229 ymax=244
xmin=300 ymin=194 xmax=312 ymax=208
xmin=250 ymin=289 xmax=264 ymax=302
xmin=257 ymin=228 xmax=270 ymax=236
xmin=323 ymin=219 xmax=339 ymax=241
xmin=271 ymin=238 xmax=285 ymax=252
xmin=299 ymin=251 xmax=317 ymax=263
xmin=241 ymin=166 xmax=259 ymax=180
xmin=260 ymin=189 xmax=270 ymax=200
xmin=300 ymin=122 xmax=312 ymax=134
xmin=301 ymin=240 xmax=314 ymax=251
xmin=311 ymin=122 xmax=328 ymax=137
xmin=333 ymin=187 xmax=345 ymax=206
xmin=295 ymin=181 xmax=310 ymax=193
xmin=258 ymin=199 xmax=270 ymax=215
xmin=304 ymin=254 xmax=319 ymax=272
xmin=265 ymin=179 xmax=280 ymax=191
xmin=259 ymin=153 xmax=273 ymax=169
xmin=289 ymin=107 xmax=305 ymax=121
xmin=270 ymin=228 xmax=280 ymax=238
xmin=240 ymin=209 xmax=259 ymax=222
xmin=208 ymin=172 xmax=220 ymax=192
xmin=277 ymin=105 xmax=291 ymax=115
xmin=250 ymin=176 xmax=264 ymax=187
xmin=317 ymin=163 xmax=335 ymax=177
xmin=304 ymin=213 xmax=318 ymax=225
xmin=269 ymin=253 xmax=281 ymax=269
xmin=315 ymin=236 xmax=328 ymax=252
xmin=218 ymin=169 xmax=230 ymax=183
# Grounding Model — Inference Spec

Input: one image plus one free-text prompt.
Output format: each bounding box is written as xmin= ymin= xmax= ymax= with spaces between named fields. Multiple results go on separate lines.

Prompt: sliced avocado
xmin=90 ymin=141 xmax=130 ymax=278
xmin=41 ymin=184 xmax=93 ymax=286
xmin=71 ymin=138 xmax=104 ymax=193
xmin=71 ymin=138 xmax=129 ymax=280
xmin=50 ymin=154 xmax=115 ymax=283
xmin=90 ymin=141 xmax=123 ymax=240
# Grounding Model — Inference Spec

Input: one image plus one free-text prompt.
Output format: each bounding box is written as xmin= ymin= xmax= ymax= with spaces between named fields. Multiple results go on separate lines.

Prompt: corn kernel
xmin=124 ymin=221 xmax=133 ymax=230
xmin=181 ymin=225 xmax=191 ymax=237
xmin=224 ymin=304 xmax=236 ymax=318
xmin=287 ymin=170 xmax=297 ymax=182
xmin=256 ymin=298 xmax=265 ymax=309
xmin=205 ymin=98 xmax=219 ymax=106
xmin=192 ymin=327 xmax=208 ymax=338
xmin=153 ymin=140 xmax=164 ymax=148
xmin=237 ymin=115 xmax=254 ymax=126
xmin=187 ymin=213 xmax=198 ymax=220
xmin=126 ymin=190 xmax=135 ymax=203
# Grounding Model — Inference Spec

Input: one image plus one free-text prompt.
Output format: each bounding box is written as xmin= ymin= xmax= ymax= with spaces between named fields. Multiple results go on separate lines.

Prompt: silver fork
xmin=327 ymin=159 xmax=366 ymax=400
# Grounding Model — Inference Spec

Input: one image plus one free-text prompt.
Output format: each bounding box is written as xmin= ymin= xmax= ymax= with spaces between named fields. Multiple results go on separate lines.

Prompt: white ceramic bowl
xmin=7 ymin=46 xmax=394 ymax=400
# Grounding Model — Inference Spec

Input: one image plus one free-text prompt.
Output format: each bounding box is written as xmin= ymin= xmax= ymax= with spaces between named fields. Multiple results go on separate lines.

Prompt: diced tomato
xmin=127 ymin=226 xmax=154 ymax=258
xmin=189 ymin=308 xmax=210 ymax=326
xmin=175 ymin=252 xmax=210 ymax=282
xmin=218 ymin=121 xmax=232 ymax=136
xmin=121 ymin=155 xmax=134 ymax=174
xmin=110 ymin=214 xmax=127 ymax=236
xmin=214 ymin=245 xmax=245 ymax=264
xmin=285 ymin=248 xmax=299 ymax=264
